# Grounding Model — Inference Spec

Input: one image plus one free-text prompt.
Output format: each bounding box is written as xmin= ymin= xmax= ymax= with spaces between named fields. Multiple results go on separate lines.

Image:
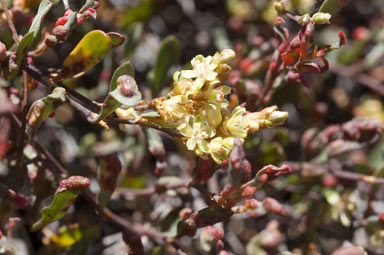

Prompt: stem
xmin=26 ymin=65 xmax=100 ymax=112
xmin=82 ymin=190 xmax=186 ymax=252
xmin=285 ymin=161 xmax=384 ymax=185
xmin=118 ymin=179 xmax=192 ymax=197
xmin=0 ymin=0 xmax=19 ymax=45
xmin=10 ymin=113 xmax=69 ymax=179
xmin=257 ymin=51 xmax=282 ymax=108
xmin=331 ymin=64 xmax=384 ymax=97
xmin=14 ymin=71 xmax=28 ymax=191
xmin=10 ymin=112 xmax=185 ymax=252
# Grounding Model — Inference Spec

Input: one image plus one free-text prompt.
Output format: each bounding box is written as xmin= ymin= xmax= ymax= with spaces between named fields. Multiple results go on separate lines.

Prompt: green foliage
xmin=150 ymin=35 xmax=181 ymax=96
xmin=319 ymin=0 xmax=350 ymax=15
xmin=62 ymin=30 xmax=113 ymax=79
xmin=31 ymin=176 xmax=90 ymax=231
xmin=28 ymin=0 xmax=53 ymax=46
xmin=121 ymin=0 xmax=154 ymax=28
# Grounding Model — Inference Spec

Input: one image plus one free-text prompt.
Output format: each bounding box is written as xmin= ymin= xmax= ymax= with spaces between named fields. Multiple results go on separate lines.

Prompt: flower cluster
xmin=116 ymin=49 xmax=288 ymax=163
xmin=150 ymin=49 xmax=288 ymax=163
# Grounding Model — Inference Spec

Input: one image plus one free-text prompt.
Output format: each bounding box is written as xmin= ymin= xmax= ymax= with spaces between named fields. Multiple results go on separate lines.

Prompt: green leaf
xmin=90 ymin=61 xmax=140 ymax=122
xmin=319 ymin=0 xmax=349 ymax=16
xmin=109 ymin=61 xmax=135 ymax=91
xmin=31 ymin=176 xmax=90 ymax=232
xmin=151 ymin=35 xmax=181 ymax=96
xmin=107 ymin=32 xmax=126 ymax=48
xmin=27 ymin=87 xmax=66 ymax=142
xmin=109 ymin=80 xmax=142 ymax=106
xmin=28 ymin=0 xmax=53 ymax=46
xmin=62 ymin=30 xmax=113 ymax=79
xmin=8 ymin=31 xmax=34 ymax=79
xmin=124 ymin=23 xmax=144 ymax=58
xmin=121 ymin=0 xmax=154 ymax=28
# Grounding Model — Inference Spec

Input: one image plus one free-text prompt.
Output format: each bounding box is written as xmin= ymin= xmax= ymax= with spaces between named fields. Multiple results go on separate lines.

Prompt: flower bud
xmin=269 ymin=109 xmax=288 ymax=126
xmin=59 ymin=176 xmax=90 ymax=191
xmin=273 ymin=1 xmax=285 ymax=14
xmin=55 ymin=16 xmax=68 ymax=26
xmin=219 ymin=49 xmax=235 ymax=63
xmin=44 ymin=35 xmax=57 ymax=48
xmin=118 ymin=75 xmax=137 ymax=97
xmin=52 ymin=25 xmax=69 ymax=41
xmin=262 ymin=198 xmax=286 ymax=216
xmin=298 ymin=14 xmax=311 ymax=26
xmin=311 ymin=12 xmax=331 ymax=25
xmin=200 ymin=226 xmax=224 ymax=251
xmin=179 ymin=208 xmax=193 ymax=220
xmin=246 ymin=105 xmax=288 ymax=133
xmin=352 ymin=26 xmax=369 ymax=41
xmin=0 ymin=42 xmax=6 ymax=61
xmin=93 ymin=1 xmax=100 ymax=9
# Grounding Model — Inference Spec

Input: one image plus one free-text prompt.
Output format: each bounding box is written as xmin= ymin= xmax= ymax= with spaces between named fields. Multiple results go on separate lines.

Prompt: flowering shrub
xmin=1 ymin=0 xmax=384 ymax=254
xmin=117 ymin=49 xmax=288 ymax=163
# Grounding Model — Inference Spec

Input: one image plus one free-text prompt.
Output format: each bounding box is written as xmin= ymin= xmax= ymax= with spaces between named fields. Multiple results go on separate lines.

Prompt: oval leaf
xmin=319 ymin=0 xmax=349 ymax=16
xmin=92 ymin=61 xmax=137 ymax=122
xmin=31 ymin=176 xmax=90 ymax=232
xmin=62 ymin=30 xmax=112 ymax=79
xmin=107 ymin=32 xmax=126 ymax=48
xmin=7 ymin=31 xmax=34 ymax=80
xmin=151 ymin=35 xmax=181 ymax=96
xmin=28 ymin=0 xmax=53 ymax=46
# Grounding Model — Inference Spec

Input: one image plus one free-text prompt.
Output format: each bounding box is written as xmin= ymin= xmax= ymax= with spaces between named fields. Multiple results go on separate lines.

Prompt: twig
xmin=26 ymin=65 xmax=100 ymax=112
xmin=10 ymin=112 xmax=185 ymax=252
xmin=25 ymin=65 xmax=183 ymax=138
xmin=82 ymin=190 xmax=186 ymax=253
xmin=0 ymin=0 xmax=19 ymax=45
xmin=118 ymin=179 xmax=192 ymax=197
xmin=14 ymin=71 xmax=29 ymax=191
xmin=331 ymin=65 xmax=384 ymax=97
xmin=110 ymin=118 xmax=183 ymax=138
xmin=330 ymin=166 xmax=384 ymax=185
xmin=10 ymin=113 xmax=69 ymax=178
xmin=284 ymin=161 xmax=384 ymax=185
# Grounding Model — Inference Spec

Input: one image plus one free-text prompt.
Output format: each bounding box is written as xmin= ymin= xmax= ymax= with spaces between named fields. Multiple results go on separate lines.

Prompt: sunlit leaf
xmin=62 ymin=30 xmax=113 ymax=79
xmin=91 ymin=61 xmax=141 ymax=122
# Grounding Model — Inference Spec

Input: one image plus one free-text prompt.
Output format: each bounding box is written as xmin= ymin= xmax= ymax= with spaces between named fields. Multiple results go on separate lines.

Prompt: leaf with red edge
xmin=301 ymin=57 xmax=329 ymax=74
xmin=281 ymin=48 xmax=300 ymax=66
xmin=31 ymin=176 xmax=90 ymax=232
